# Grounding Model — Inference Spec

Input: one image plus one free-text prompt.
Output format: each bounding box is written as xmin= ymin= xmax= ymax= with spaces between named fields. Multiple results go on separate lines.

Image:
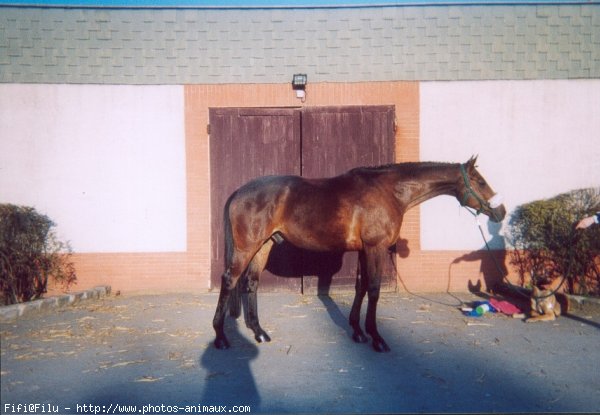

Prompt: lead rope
xmin=390 ymin=163 xmax=479 ymax=307
xmin=389 ymin=249 xmax=466 ymax=308
xmin=394 ymin=162 xmax=573 ymax=305
xmin=457 ymin=162 xmax=573 ymax=302
xmin=390 ymin=208 xmax=571 ymax=307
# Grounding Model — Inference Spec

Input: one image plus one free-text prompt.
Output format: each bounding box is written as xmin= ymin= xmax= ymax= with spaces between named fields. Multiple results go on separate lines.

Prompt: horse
xmin=212 ymin=156 xmax=506 ymax=352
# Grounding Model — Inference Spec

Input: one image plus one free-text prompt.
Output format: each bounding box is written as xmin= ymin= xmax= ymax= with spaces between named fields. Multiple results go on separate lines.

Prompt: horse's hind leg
xmin=349 ymin=250 xmax=368 ymax=344
xmin=213 ymin=273 xmax=234 ymax=349
xmin=213 ymin=252 xmax=255 ymax=350
xmin=244 ymin=239 xmax=274 ymax=343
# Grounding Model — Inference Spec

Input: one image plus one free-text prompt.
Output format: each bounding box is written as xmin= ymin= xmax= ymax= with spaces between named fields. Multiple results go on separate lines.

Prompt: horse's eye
xmin=478 ymin=180 xmax=487 ymax=187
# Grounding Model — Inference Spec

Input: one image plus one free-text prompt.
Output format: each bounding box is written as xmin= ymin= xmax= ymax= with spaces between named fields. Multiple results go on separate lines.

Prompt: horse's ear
xmin=466 ymin=155 xmax=478 ymax=172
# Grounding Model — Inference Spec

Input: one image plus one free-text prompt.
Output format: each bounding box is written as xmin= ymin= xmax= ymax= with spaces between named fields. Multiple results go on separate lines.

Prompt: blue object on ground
xmin=464 ymin=301 xmax=497 ymax=317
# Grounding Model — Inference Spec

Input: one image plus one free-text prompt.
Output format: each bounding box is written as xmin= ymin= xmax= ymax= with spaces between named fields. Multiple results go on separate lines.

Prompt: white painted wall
xmin=420 ymin=80 xmax=600 ymax=250
xmin=0 ymin=84 xmax=186 ymax=253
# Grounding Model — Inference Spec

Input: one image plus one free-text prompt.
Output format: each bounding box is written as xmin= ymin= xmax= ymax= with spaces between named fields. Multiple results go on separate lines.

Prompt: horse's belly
xmin=279 ymin=200 xmax=364 ymax=251
xmin=281 ymin=226 xmax=361 ymax=252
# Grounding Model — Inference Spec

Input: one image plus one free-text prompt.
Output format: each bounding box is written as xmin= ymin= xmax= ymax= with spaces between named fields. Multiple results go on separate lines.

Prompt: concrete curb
xmin=566 ymin=293 xmax=600 ymax=310
xmin=0 ymin=285 xmax=111 ymax=323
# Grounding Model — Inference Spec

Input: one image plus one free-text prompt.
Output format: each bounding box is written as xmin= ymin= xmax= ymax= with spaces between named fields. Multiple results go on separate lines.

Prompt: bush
xmin=0 ymin=204 xmax=77 ymax=305
xmin=507 ymin=188 xmax=600 ymax=296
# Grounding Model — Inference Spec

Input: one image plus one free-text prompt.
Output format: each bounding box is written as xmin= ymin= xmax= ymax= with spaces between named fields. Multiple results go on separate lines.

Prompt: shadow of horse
xmin=265 ymin=241 xmax=346 ymax=292
xmin=265 ymin=239 xmax=408 ymax=338
xmin=265 ymin=241 xmax=352 ymax=336
xmin=200 ymin=319 xmax=261 ymax=410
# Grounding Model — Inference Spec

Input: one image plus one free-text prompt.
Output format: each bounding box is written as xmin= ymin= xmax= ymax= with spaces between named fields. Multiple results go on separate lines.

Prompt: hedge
xmin=507 ymin=188 xmax=600 ymax=296
xmin=0 ymin=204 xmax=77 ymax=305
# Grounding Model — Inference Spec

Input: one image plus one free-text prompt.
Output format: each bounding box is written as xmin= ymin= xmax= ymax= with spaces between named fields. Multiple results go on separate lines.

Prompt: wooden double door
xmin=209 ymin=106 xmax=396 ymax=293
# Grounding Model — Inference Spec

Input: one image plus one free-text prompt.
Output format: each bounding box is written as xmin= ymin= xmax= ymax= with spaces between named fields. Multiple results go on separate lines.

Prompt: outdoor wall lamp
xmin=292 ymin=73 xmax=307 ymax=102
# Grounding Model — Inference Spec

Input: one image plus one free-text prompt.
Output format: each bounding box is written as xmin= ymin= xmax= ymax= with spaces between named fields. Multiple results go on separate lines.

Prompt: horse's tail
xmin=223 ymin=193 xmax=242 ymax=319
xmin=223 ymin=193 xmax=235 ymax=276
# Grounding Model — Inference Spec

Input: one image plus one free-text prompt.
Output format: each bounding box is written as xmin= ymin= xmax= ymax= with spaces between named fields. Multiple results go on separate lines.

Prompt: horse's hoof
xmin=214 ymin=337 xmax=230 ymax=350
xmin=255 ymin=331 xmax=271 ymax=343
xmin=352 ymin=332 xmax=369 ymax=344
xmin=372 ymin=339 xmax=391 ymax=353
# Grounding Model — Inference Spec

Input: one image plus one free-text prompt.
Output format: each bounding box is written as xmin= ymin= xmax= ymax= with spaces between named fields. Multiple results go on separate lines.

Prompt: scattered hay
xmin=98 ymin=359 xmax=147 ymax=369
xmin=134 ymin=376 xmax=162 ymax=382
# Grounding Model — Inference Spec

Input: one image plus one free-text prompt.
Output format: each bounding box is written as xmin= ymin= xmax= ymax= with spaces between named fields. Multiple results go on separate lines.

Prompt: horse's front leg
xmin=244 ymin=240 xmax=273 ymax=344
xmin=349 ymin=250 xmax=368 ymax=344
xmin=364 ymin=246 xmax=390 ymax=352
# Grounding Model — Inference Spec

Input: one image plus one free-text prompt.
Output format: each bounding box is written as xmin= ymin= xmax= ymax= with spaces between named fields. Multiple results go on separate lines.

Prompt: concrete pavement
xmin=1 ymin=291 xmax=599 ymax=414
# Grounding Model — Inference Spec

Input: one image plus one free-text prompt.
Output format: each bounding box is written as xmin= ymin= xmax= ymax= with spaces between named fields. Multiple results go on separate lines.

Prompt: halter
xmin=459 ymin=163 xmax=503 ymax=217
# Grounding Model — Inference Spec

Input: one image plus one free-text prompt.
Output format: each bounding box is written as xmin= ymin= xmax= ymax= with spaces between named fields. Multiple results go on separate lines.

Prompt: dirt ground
xmin=1 ymin=291 xmax=599 ymax=414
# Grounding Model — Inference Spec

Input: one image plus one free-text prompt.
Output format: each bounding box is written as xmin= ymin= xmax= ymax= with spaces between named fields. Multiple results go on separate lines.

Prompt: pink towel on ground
xmin=489 ymin=298 xmax=522 ymax=315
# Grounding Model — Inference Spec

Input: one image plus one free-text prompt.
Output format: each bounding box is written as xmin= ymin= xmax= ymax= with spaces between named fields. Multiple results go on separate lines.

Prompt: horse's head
xmin=457 ymin=156 xmax=506 ymax=223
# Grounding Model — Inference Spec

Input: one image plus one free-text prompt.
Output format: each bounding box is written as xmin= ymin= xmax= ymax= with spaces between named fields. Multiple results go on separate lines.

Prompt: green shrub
xmin=507 ymin=188 xmax=600 ymax=296
xmin=0 ymin=204 xmax=77 ymax=305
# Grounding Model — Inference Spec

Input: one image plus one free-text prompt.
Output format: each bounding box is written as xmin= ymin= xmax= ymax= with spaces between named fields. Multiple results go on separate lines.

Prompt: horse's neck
xmin=393 ymin=164 xmax=460 ymax=210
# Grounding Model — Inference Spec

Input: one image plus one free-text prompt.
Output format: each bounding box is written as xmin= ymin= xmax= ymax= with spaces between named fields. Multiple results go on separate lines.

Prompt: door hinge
xmin=207 ymin=124 xmax=211 ymax=134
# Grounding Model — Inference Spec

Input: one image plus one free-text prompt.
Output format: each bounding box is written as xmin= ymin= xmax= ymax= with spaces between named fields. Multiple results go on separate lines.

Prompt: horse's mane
xmin=349 ymin=161 xmax=458 ymax=175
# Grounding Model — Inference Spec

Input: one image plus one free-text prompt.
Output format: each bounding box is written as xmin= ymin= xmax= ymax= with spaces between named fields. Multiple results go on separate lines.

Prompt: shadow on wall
xmin=451 ymin=221 xmax=508 ymax=292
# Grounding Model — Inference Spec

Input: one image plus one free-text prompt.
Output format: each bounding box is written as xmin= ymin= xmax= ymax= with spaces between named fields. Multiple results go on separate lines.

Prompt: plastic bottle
xmin=462 ymin=301 xmax=495 ymax=317
xmin=475 ymin=303 xmax=491 ymax=316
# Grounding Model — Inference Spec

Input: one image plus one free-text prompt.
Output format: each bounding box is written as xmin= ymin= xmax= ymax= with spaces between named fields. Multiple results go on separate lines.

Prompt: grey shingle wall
xmin=1 ymin=5 xmax=598 ymax=84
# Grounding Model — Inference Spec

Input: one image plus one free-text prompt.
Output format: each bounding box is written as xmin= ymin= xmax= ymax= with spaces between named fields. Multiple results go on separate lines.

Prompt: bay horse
xmin=213 ymin=156 xmax=506 ymax=352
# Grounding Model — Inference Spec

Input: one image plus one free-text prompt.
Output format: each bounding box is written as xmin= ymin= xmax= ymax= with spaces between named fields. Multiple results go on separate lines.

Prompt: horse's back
xmin=234 ymin=174 xmax=288 ymax=190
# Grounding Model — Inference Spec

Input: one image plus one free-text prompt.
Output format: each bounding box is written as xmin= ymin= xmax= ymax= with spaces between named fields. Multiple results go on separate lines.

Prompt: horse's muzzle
xmin=489 ymin=204 xmax=507 ymax=223
xmin=486 ymin=194 xmax=506 ymax=223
